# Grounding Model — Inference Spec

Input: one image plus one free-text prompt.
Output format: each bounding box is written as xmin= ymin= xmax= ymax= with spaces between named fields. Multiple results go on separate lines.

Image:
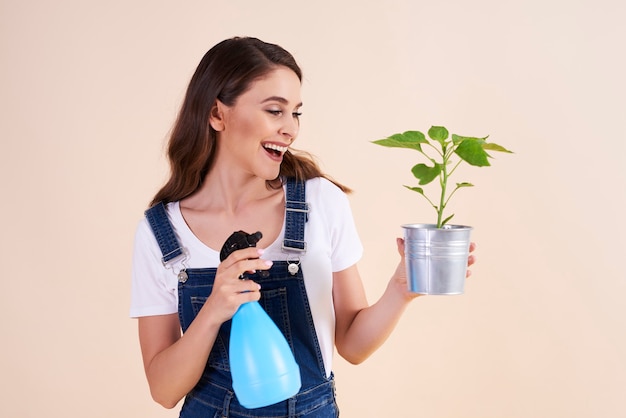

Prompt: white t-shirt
xmin=130 ymin=177 xmax=363 ymax=377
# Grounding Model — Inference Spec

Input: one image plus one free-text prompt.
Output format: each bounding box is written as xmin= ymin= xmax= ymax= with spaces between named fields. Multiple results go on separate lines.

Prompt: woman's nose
xmin=280 ymin=115 xmax=299 ymax=141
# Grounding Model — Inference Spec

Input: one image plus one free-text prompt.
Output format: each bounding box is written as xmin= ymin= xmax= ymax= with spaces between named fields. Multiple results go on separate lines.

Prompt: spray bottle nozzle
xmin=220 ymin=230 xmax=269 ymax=278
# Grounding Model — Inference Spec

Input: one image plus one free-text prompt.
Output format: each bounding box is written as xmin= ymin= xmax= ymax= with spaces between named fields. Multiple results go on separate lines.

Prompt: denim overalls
xmin=145 ymin=179 xmax=339 ymax=418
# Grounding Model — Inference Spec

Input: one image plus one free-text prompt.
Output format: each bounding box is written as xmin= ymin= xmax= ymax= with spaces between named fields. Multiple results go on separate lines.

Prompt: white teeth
xmin=263 ymin=144 xmax=288 ymax=153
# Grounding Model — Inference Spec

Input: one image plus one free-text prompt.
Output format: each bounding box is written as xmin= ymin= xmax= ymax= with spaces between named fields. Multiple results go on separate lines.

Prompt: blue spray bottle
xmin=220 ymin=231 xmax=302 ymax=409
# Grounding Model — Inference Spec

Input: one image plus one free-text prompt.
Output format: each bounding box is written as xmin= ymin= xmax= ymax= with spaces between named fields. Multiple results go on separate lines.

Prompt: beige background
xmin=1 ymin=0 xmax=625 ymax=417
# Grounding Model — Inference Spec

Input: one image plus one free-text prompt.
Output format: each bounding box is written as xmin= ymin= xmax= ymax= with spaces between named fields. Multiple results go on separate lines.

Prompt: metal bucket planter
xmin=402 ymin=224 xmax=472 ymax=295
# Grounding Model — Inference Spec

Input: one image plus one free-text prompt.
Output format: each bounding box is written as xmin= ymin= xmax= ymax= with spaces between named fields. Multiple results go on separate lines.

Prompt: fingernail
xmin=257 ymin=248 xmax=265 ymax=255
xmin=264 ymin=260 xmax=273 ymax=267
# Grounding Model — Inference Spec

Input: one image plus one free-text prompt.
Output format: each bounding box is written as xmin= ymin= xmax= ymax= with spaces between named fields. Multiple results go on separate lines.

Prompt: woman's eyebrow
xmin=261 ymin=96 xmax=303 ymax=107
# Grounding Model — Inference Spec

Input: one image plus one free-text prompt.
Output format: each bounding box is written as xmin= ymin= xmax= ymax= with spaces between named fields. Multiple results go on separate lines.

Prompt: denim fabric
xmin=181 ymin=376 xmax=338 ymax=418
xmin=145 ymin=179 xmax=339 ymax=418
xmin=283 ymin=179 xmax=308 ymax=252
xmin=144 ymin=201 xmax=185 ymax=264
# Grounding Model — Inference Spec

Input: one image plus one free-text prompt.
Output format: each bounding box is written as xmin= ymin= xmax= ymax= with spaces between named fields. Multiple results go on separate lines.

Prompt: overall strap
xmin=282 ymin=178 xmax=309 ymax=253
xmin=144 ymin=181 xmax=307 ymax=261
xmin=144 ymin=202 xmax=187 ymax=267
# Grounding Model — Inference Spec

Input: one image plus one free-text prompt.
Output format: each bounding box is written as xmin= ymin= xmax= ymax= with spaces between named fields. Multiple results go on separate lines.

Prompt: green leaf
xmin=428 ymin=126 xmax=449 ymax=147
xmin=454 ymin=137 xmax=491 ymax=167
xmin=428 ymin=126 xmax=449 ymax=141
xmin=411 ymin=162 xmax=441 ymax=185
xmin=404 ymin=185 xmax=425 ymax=195
xmin=456 ymin=182 xmax=474 ymax=188
xmin=440 ymin=214 xmax=455 ymax=227
xmin=372 ymin=131 xmax=427 ymax=151
xmin=483 ymin=142 xmax=514 ymax=153
xmin=452 ymin=134 xmax=477 ymax=145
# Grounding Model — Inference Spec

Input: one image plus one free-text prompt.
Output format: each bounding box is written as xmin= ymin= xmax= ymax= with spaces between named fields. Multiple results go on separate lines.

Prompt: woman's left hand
xmin=466 ymin=242 xmax=477 ymax=277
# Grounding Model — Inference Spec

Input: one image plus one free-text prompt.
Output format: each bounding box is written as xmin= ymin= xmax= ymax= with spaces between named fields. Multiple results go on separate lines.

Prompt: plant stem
xmin=444 ymin=185 xmax=461 ymax=207
xmin=424 ymin=142 xmax=444 ymax=158
xmin=437 ymin=148 xmax=451 ymax=228
xmin=437 ymin=170 xmax=447 ymax=228
xmin=447 ymin=159 xmax=462 ymax=178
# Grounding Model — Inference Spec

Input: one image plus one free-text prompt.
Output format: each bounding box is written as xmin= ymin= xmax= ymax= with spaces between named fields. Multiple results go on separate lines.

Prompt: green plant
xmin=372 ymin=126 xmax=513 ymax=228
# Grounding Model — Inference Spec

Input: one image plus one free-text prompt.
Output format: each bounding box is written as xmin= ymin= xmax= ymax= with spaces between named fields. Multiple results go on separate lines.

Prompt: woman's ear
xmin=209 ymin=100 xmax=226 ymax=132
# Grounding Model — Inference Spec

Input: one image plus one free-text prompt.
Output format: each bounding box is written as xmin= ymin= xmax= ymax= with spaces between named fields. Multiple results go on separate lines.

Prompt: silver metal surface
xmin=402 ymin=224 xmax=472 ymax=295
xmin=288 ymin=263 xmax=299 ymax=275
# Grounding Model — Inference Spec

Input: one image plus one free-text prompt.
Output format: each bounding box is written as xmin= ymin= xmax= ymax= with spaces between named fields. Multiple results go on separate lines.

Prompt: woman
xmin=130 ymin=36 xmax=475 ymax=417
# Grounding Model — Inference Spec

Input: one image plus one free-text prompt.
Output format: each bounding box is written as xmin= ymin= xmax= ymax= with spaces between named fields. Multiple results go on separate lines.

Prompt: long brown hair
xmin=150 ymin=36 xmax=350 ymax=206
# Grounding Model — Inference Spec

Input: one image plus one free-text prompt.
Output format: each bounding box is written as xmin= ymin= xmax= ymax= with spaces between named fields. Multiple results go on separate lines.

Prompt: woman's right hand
xmin=138 ymin=247 xmax=273 ymax=408
xmin=202 ymin=247 xmax=272 ymax=323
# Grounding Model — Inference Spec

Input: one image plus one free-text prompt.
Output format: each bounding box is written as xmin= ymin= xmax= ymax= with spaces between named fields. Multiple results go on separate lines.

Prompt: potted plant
xmin=372 ymin=126 xmax=512 ymax=294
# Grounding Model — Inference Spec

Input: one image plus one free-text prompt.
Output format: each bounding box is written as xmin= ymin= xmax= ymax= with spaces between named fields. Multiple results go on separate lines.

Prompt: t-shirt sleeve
xmin=129 ymin=218 xmax=178 ymax=318
xmin=317 ymin=178 xmax=364 ymax=272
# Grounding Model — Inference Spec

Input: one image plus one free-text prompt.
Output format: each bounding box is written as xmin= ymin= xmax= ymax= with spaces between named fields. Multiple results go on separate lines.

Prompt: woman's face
xmin=214 ymin=66 xmax=302 ymax=181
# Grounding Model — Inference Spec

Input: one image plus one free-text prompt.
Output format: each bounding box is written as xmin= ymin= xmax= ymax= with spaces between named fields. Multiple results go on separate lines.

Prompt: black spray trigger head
xmin=247 ymin=231 xmax=263 ymax=245
xmin=219 ymin=230 xmax=264 ymax=261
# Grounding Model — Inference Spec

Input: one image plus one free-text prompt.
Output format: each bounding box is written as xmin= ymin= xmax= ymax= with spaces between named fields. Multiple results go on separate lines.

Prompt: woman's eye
xmin=267 ymin=109 xmax=301 ymax=119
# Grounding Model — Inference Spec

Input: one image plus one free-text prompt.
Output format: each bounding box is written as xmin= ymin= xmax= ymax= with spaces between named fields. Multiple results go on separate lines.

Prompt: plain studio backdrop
xmin=1 ymin=1 xmax=625 ymax=417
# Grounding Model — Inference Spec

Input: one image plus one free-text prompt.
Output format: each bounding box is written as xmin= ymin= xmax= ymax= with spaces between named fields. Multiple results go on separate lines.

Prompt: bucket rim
xmin=401 ymin=223 xmax=473 ymax=230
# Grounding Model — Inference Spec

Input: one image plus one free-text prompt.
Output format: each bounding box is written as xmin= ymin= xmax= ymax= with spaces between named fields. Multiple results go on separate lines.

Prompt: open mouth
xmin=263 ymin=143 xmax=288 ymax=158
